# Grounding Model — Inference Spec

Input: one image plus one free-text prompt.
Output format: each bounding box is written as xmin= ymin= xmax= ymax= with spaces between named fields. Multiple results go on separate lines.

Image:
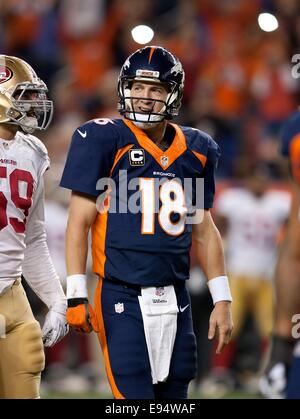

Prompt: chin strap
xmin=6 ymin=112 xmax=39 ymax=134
xmin=130 ymin=119 xmax=161 ymax=130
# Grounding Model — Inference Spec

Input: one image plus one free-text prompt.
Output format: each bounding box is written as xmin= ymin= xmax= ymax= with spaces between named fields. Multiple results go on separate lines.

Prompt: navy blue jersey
xmin=281 ymin=110 xmax=300 ymax=183
xmin=60 ymin=118 xmax=220 ymax=286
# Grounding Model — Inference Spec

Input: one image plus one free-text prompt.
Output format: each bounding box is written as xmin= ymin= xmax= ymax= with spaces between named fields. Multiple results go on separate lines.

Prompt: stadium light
xmin=258 ymin=13 xmax=279 ymax=32
xmin=131 ymin=25 xmax=154 ymax=45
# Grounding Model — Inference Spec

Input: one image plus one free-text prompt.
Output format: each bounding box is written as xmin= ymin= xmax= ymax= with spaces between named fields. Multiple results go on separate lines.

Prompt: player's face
xmin=130 ymin=81 xmax=168 ymax=115
xmin=245 ymin=173 xmax=268 ymax=197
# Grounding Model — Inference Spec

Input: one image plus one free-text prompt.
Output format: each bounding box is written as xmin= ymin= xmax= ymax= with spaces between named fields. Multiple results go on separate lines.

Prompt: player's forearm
xmin=66 ymin=218 xmax=89 ymax=275
xmin=23 ymin=233 xmax=66 ymax=308
xmin=274 ymin=185 xmax=300 ymax=335
xmin=194 ymin=223 xmax=226 ymax=280
xmin=23 ymin=182 xmax=66 ymax=308
xmin=274 ymin=239 xmax=300 ymax=336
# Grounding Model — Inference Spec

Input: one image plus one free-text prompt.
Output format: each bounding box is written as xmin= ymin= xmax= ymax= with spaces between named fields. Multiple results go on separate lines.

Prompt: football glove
xmin=66 ymin=298 xmax=99 ymax=333
xmin=42 ymin=303 xmax=69 ymax=347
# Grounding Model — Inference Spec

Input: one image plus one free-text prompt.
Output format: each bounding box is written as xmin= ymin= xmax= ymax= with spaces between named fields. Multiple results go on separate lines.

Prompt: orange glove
xmin=66 ymin=298 xmax=99 ymax=333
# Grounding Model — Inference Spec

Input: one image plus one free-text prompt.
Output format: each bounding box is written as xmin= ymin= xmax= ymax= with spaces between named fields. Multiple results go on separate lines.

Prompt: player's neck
xmin=143 ymin=121 xmax=167 ymax=146
xmin=0 ymin=124 xmax=18 ymax=141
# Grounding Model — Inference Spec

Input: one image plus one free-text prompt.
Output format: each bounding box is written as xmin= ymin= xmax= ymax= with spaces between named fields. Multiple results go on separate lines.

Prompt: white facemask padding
xmin=131 ymin=120 xmax=160 ymax=129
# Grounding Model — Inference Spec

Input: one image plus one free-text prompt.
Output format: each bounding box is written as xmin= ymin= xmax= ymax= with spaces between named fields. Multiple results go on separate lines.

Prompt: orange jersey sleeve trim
xmin=289 ymin=133 xmax=300 ymax=184
xmin=123 ymin=119 xmax=187 ymax=170
xmin=110 ymin=144 xmax=134 ymax=176
xmin=192 ymin=150 xmax=207 ymax=168
xmin=94 ymin=279 xmax=125 ymax=399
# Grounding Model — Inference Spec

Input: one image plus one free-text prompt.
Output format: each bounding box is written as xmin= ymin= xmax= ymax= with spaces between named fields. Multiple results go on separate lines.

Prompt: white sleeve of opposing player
xmin=215 ymin=189 xmax=234 ymax=217
xmin=279 ymin=191 xmax=291 ymax=220
xmin=23 ymin=177 xmax=66 ymax=309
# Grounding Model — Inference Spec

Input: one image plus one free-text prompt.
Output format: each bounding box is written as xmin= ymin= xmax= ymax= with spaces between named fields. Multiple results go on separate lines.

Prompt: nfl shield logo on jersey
xmin=115 ymin=302 xmax=124 ymax=314
xmin=161 ymin=156 xmax=168 ymax=167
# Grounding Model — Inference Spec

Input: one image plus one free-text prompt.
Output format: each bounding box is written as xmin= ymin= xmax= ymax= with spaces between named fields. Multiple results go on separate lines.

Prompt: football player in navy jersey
xmin=260 ymin=110 xmax=300 ymax=399
xmin=60 ymin=46 xmax=233 ymax=399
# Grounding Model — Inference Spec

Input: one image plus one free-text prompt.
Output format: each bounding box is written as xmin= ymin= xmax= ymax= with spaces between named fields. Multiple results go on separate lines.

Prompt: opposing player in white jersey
xmin=215 ymin=166 xmax=290 ymax=377
xmin=0 ymin=55 xmax=68 ymax=399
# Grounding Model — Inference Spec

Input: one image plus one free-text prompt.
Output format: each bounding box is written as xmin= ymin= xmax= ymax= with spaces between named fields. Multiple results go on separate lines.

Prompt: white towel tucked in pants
xmin=138 ymin=285 xmax=179 ymax=384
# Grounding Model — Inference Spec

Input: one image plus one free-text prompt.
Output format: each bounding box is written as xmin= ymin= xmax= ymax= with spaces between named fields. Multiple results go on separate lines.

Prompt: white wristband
xmin=207 ymin=276 xmax=232 ymax=305
xmin=66 ymin=274 xmax=88 ymax=299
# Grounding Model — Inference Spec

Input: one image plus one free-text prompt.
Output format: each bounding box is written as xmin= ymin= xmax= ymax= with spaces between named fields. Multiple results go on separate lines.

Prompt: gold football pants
xmin=229 ymin=274 xmax=273 ymax=340
xmin=0 ymin=280 xmax=45 ymax=399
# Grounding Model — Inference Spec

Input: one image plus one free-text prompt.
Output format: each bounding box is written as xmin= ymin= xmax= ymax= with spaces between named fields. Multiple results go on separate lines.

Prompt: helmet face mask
xmin=0 ymin=56 xmax=53 ymax=134
xmin=118 ymin=46 xmax=184 ymax=127
xmin=120 ymin=79 xmax=179 ymax=124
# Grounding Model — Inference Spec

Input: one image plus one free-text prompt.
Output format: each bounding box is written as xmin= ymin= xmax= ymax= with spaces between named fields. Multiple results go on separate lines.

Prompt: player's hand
xmin=42 ymin=303 xmax=69 ymax=347
xmin=208 ymin=301 xmax=233 ymax=354
xmin=66 ymin=298 xmax=99 ymax=333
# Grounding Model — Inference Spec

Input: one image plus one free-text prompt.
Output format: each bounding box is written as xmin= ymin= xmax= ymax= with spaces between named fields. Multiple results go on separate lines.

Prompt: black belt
xmin=104 ymin=277 xmax=142 ymax=292
xmin=104 ymin=277 xmax=184 ymax=292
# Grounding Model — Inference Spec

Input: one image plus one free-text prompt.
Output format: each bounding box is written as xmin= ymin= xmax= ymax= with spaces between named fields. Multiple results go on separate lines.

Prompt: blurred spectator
xmin=250 ymin=37 xmax=297 ymax=135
